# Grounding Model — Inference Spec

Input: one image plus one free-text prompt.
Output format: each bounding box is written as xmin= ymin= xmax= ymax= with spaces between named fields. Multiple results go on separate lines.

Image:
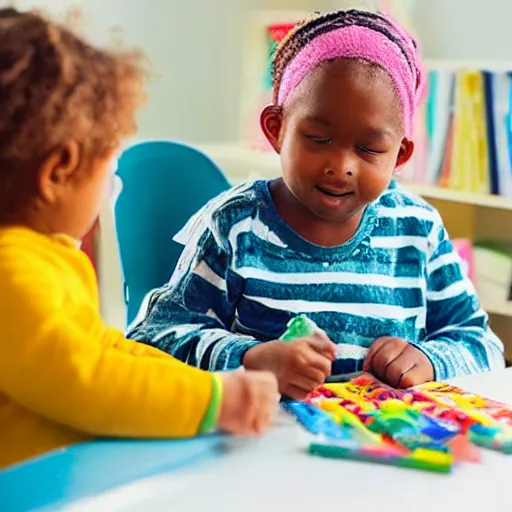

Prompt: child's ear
xmin=395 ymin=137 xmax=414 ymax=169
xmin=260 ymin=105 xmax=283 ymax=153
xmin=38 ymin=140 xmax=81 ymax=203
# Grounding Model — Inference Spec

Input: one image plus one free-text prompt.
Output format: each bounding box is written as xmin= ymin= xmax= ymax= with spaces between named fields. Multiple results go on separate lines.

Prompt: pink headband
xmin=277 ymin=24 xmax=423 ymax=136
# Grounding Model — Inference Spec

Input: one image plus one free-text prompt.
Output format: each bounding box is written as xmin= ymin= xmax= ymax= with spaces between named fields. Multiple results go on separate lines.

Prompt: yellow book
xmin=470 ymin=71 xmax=491 ymax=194
xmin=449 ymin=71 xmax=491 ymax=194
xmin=448 ymin=71 xmax=466 ymax=191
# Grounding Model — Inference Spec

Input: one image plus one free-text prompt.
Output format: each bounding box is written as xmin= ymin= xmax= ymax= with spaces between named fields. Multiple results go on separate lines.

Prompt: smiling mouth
xmin=316 ymin=186 xmax=354 ymax=198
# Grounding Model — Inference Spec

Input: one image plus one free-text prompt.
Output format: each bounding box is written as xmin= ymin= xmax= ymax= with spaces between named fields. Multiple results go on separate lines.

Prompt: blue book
xmin=483 ymin=71 xmax=500 ymax=195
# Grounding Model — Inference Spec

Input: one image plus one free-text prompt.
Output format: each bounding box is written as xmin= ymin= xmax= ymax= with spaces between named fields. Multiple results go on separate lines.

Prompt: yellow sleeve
xmin=0 ymin=272 xmax=217 ymax=439
xmin=103 ymin=331 xmax=171 ymax=360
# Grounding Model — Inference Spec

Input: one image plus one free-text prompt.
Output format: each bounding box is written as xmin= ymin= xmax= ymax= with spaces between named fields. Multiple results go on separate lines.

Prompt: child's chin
xmin=309 ymin=203 xmax=358 ymax=224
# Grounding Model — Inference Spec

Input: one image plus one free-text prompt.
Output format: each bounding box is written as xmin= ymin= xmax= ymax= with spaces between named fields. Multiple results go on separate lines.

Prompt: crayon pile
xmin=280 ymin=316 xmax=512 ymax=473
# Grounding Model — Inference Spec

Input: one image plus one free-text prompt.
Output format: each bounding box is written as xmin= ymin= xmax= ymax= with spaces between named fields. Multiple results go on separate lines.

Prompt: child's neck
xmin=270 ymin=179 xmax=364 ymax=248
xmin=0 ymin=206 xmax=63 ymax=239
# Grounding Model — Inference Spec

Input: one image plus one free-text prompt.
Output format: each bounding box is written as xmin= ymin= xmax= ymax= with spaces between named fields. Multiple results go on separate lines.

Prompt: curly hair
xmin=0 ymin=7 xmax=147 ymax=189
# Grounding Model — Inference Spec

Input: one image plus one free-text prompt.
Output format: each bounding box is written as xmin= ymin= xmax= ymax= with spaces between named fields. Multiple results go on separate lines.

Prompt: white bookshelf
xmin=485 ymin=301 xmax=512 ymax=318
xmin=404 ymin=183 xmax=512 ymax=211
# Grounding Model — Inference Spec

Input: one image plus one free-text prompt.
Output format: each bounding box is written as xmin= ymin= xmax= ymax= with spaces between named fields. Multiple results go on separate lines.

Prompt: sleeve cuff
xmin=215 ymin=337 xmax=260 ymax=370
xmin=197 ymin=373 xmax=223 ymax=434
xmin=409 ymin=341 xmax=438 ymax=381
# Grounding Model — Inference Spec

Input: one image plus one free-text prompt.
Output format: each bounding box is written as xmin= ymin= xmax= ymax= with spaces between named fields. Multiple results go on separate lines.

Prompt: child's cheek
xmin=360 ymin=161 xmax=395 ymax=199
xmin=360 ymin=176 xmax=389 ymax=203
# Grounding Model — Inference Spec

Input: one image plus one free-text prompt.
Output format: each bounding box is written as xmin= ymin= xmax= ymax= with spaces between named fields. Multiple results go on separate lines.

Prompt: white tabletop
xmin=68 ymin=369 xmax=512 ymax=512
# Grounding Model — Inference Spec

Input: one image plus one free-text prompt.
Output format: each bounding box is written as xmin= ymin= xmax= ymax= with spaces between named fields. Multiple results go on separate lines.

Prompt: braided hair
xmin=272 ymin=9 xmax=422 ymax=106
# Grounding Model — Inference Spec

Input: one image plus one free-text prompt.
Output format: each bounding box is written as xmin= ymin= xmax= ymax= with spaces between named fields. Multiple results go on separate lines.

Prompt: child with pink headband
xmin=129 ymin=10 xmax=504 ymax=398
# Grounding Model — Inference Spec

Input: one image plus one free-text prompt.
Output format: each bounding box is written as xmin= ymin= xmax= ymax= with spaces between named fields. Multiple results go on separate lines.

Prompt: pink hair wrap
xmin=277 ymin=23 xmax=424 ymax=136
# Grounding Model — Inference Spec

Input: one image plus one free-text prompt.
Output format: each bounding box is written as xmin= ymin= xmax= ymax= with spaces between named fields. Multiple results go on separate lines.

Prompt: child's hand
xmin=363 ymin=337 xmax=434 ymax=388
xmin=243 ymin=333 xmax=336 ymax=400
xmin=217 ymin=370 xmax=279 ymax=436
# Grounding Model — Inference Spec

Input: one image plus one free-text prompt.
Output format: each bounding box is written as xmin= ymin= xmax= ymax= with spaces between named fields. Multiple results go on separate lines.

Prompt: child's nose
xmin=325 ymin=152 xmax=357 ymax=179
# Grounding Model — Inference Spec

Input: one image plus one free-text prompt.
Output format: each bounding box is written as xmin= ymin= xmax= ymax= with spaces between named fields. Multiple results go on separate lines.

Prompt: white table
xmin=67 ymin=369 xmax=512 ymax=512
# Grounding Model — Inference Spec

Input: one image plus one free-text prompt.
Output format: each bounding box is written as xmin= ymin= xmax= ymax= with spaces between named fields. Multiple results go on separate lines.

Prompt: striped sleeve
xmin=126 ymin=216 xmax=259 ymax=371
xmin=417 ymin=217 xmax=504 ymax=380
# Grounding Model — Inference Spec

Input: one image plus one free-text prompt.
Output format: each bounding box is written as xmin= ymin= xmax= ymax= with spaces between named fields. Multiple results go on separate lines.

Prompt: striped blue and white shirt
xmin=127 ymin=180 xmax=504 ymax=380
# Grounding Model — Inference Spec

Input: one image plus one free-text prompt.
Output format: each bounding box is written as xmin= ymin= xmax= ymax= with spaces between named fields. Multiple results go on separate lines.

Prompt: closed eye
xmin=306 ymin=134 xmax=332 ymax=145
xmin=357 ymin=145 xmax=385 ymax=155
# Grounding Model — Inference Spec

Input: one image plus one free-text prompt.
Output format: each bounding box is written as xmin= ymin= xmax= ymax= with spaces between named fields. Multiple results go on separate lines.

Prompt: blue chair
xmin=114 ymin=140 xmax=231 ymax=326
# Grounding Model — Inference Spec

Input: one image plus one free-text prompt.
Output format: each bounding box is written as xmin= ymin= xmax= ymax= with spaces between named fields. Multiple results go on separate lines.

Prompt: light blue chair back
xmin=114 ymin=140 xmax=231 ymax=326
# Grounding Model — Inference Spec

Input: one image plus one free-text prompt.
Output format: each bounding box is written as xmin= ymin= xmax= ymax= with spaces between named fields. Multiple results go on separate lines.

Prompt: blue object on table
xmin=0 ymin=435 xmax=225 ymax=512
xmin=114 ymin=140 xmax=231 ymax=326
xmin=281 ymin=401 xmax=346 ymax=439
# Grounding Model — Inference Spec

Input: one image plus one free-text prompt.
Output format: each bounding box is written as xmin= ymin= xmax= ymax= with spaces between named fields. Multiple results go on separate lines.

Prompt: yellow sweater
xmin=0 ymin=227 xmax=221 ymax=469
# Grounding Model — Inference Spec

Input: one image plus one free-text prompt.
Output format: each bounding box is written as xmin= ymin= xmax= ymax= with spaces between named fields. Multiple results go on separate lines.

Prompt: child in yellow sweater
xmin=0 ymin=8 xmax=279 ymax=469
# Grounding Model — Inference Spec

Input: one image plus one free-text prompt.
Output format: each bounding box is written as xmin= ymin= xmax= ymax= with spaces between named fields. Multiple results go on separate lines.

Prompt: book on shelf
xmin=452 ymin=239 xmax=475 ymax=284
xmin=473 ymin=241 xmax=512 ymax=305
xmin=451 ymin=239 xmax=511 ymax=315
xmin=401 ymin=67 xmax=512 ymax=199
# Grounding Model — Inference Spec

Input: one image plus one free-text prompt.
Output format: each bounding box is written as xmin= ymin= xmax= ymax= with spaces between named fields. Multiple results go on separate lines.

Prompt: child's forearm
xmin=103 ymin=329 xmax=171 ymax=359
xmin=424 ymin=223 xmax=505 ymax=379
xmin=126 ymin=222 xmax=254 ymax=371
xmin=419 ymin=318 xmax=504 ymax=380
xmin=148 ymin=324 xmax=260 ymax=371
xmin=128 ymin=301 xmax=259 ymax=371
xmin=1 ymin=318 xmax=219 ymax=438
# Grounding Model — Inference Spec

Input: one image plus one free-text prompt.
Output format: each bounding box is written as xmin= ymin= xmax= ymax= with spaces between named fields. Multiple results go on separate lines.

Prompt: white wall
xmin=14 ymin=0 xmax=239 ymax=142
xmin=414 ymin=0 xmax=512 ymax=61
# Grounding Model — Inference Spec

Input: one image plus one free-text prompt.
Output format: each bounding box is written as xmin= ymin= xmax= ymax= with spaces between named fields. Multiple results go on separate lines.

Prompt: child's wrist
xmin=198 ymin=373 xmax=223 ymax=434
xmin=243 ymin=341 xmax=278 ymax=372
